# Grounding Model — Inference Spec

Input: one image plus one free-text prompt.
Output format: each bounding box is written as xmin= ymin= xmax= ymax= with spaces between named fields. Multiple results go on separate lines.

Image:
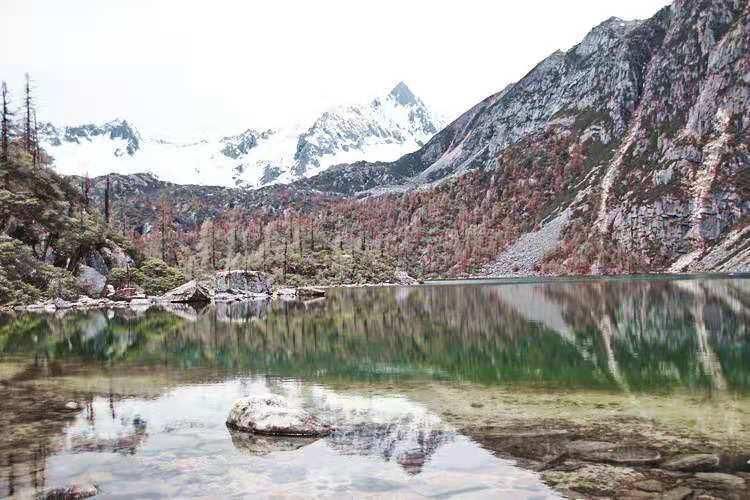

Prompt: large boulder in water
xmin=226 ymin=395 xmax=332 ymax=437
xmin=214 ymin=270 xmax=271 ymax=295
xmin=161 ymin=280 xmax=212 ymax=304
xmin=77 ymin=265 xmax=106 ymax=297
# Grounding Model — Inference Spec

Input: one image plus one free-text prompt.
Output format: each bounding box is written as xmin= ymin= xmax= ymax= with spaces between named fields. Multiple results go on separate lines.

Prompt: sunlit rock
xmin=226 ymin=395 xmax=332 ymax=437
xmin=77 ymin=265 xmax=106 ymax=297
xmin=161 ymin=280 xmax=212 ymax=304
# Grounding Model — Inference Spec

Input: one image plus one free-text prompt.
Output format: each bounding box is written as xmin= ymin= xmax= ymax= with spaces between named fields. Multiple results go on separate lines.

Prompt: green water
xmin=1 ymin=276 xmax=748 ymax=498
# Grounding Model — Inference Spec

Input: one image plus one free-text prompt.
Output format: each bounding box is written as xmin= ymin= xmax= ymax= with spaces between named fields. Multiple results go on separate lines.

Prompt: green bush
xmin=107 ymin=266 xmax=145 ymax=289
xmin=44 ymin=268 xmax=80 ymax=301
xmin=139 ymin=258 xmax=185 ymax=295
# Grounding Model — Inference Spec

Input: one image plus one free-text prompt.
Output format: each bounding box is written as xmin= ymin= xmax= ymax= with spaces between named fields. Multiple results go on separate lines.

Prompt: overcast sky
xmin=1 ymin=0 xmax=671 ymax=139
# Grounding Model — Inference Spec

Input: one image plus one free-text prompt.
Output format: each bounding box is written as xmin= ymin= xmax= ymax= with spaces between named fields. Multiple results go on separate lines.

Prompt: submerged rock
xmin=691 ymin=472 xmax=746 ymax=490
xmin=42 ymin=483 xmax=98 ymax=499
xmin=228 ymin=429 xmax=318 ymax=456
xmin=161 ymin=280 xmax=212 ymax=304
xmin=581 ymin=445 xmax=661 ymax=466
xmin=226 ymin=395 xmax=332 ymax=437
xmin=660 ymin=486 xmax=694 ymax=500
xmin=633 ymin=479 xmax=664 ymax=493
xmin=543 ymin=463 xmax=644 ymax=496
xmin=662 ymin=453 xmax=720 ymax=472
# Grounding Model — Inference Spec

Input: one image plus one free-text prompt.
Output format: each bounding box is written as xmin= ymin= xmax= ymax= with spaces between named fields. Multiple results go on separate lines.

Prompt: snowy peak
xmin=388 ymin=81 xmax=421 ymax=107
xmin=219 ymin=128 xmax=275 ymax=159
xmin=292 ymin=82 xmax=443 ymax=176
xmin=42 ymin=119 xmax=141 ymax=156
xmin=41 ymin=83 xmax=445 ymax=188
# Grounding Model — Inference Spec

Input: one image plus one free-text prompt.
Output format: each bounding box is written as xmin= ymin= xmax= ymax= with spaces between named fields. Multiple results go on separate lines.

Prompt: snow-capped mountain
xmin=40 ymin=82 xmax=444 ymax=188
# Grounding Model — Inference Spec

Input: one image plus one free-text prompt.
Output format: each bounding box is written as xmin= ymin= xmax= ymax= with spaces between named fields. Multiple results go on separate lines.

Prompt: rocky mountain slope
xmin=41 ymin=82 xmax=443 ymax=189
xmin=77 ymin=0 xmax=749 ymax=278
xmin=299 ymin=0 xmax=750 ymax=275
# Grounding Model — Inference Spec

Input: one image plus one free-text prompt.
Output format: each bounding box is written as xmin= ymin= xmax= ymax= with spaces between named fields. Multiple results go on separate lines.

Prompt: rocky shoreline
xmin=0 ymin=269 xmax=423 ymax=315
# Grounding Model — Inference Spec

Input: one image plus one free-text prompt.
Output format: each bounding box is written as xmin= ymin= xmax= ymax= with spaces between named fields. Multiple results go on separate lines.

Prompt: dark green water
xmin=1 ymin=277 xmax=749 ymax=498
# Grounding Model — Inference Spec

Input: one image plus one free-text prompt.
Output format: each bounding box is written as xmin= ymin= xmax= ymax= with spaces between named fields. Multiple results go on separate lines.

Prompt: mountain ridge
xmin=73 ymin=0 xmax=750 ymax=278
xmin=41 ymin=82 xmax=444 ymax=189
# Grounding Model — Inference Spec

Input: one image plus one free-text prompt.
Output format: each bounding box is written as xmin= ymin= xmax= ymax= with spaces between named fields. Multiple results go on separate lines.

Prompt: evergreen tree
xmin=104 ymin=175 xmax=111 ymax=224
xmin=82 ymin=175 xmax=92 ymax=209
xmin=23 ymin=73 xmax=33 ymax=156
xmin=0 ymin=81 xmax=10 ymax=181
xmin=32 ymin=110 xmax=40 ymax=167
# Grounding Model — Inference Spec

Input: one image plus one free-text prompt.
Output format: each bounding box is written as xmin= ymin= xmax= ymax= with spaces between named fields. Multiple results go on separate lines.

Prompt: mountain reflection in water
xmin=0 ymin=276 xmax=748 ymax=498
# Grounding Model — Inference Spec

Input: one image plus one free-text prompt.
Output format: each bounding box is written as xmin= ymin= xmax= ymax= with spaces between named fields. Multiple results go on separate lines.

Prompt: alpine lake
xmin=1 ymin=275 xmax=749 ymax=499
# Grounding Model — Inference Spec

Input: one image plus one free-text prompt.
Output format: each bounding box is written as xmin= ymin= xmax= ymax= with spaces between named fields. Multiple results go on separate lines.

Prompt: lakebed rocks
xmin=42 ymin=483 xmax=99 ymax=500
xmin=474 ymin=430 xmax=749 ymax=499
xmin=226 ymin=395 xmax=332 ymax=437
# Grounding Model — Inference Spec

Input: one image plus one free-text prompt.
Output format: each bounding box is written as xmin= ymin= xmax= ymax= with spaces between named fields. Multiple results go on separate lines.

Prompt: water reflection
xmin=0 ymin=276 xmax=749 ymax=497
xmin=2 ymin=277 xmax=749 ymax=392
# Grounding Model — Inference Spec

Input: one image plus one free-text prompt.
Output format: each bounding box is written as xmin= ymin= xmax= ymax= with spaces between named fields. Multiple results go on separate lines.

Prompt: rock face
xmin=160 ymin=280 xmax=212 ymax=304
xmin=76 ymin=265 xmax=106 ymax=297
xmin=214 ymin=270 xmax=271 ymax=295
xmin=226 ymin=395 xmax=332 ymax=437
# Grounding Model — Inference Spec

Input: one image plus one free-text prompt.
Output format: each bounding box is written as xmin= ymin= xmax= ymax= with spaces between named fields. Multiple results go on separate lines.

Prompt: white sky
xmin=1 ymin=0 xmax=671 ymax=140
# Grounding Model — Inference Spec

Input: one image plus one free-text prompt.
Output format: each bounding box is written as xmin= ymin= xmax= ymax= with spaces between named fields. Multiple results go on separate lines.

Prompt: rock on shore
xmin=160 ymin=280 xmax=213 ymax=304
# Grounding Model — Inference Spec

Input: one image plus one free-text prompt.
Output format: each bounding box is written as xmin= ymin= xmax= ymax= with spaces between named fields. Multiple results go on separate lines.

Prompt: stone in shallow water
xmin=43 ymin=483 xmax=98 ymax=499
xmin=662 ymin=453 xmax=720 ymax=472
xmin=581 ymin=445 xmax=661 ymax=466
xmin=661 ymin=486 xmax=694 ymax=500
xmin=566 ymin=440 xmax=616 ymax=455
xmin=691 ymin=472 xmax=746 ymax=490
xmin=543 ymin=463 xmax=644 ymax=496
xmin=634 ymin=479 xmax=664 ymax=492
xmin=226 ymin=395 xmax=332 ymax=437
